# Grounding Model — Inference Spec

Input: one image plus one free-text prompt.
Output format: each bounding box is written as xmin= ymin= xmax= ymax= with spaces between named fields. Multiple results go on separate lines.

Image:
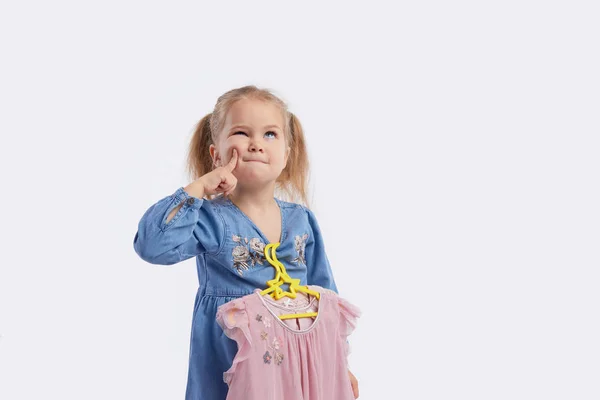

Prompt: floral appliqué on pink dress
xmin=216 ymin=285 xmax=360 ymax=399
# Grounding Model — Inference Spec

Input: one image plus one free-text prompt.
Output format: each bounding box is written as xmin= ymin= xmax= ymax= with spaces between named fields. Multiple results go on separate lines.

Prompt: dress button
xmin=187 ymin=198 xmax=195 ymax=205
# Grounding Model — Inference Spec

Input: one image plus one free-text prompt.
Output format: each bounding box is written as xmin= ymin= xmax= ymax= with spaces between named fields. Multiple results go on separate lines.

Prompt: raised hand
xmin=199 ymin=149 xmax=239 ymax=196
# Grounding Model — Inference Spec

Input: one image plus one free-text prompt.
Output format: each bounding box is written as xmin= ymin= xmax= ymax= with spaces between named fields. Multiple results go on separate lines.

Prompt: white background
xmin=1 ymin=1 xmax=598 ymax=399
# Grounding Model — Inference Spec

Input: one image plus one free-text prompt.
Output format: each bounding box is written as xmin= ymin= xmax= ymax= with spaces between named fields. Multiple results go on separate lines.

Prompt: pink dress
xmin=215 ymin=285 xmax=360 ymax=400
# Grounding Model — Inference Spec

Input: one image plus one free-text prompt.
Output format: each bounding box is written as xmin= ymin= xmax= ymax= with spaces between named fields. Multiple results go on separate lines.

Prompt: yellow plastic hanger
xmin=261 ymin=244 xmax=300 ymax=299
xmin=260 ymin=243 xmax=320 ymax=320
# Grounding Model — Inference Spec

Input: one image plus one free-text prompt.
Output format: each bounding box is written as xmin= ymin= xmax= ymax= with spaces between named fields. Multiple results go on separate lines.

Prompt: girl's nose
xmin=248 ymin=141 xmax=264 ymax=152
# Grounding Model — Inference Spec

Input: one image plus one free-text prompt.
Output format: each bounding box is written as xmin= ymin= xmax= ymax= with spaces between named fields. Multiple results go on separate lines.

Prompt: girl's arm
xmin=304 ymin=208 xmax=339 ymax=293
xmin=162 ymin=180 xmax=206 ymax=224
xmin=133 ymin=186 xmax=224 ymax=265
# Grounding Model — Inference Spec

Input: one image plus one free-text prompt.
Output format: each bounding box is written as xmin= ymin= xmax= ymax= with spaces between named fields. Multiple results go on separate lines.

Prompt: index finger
xmin=225 ymin=149 xmax=238 ymax=171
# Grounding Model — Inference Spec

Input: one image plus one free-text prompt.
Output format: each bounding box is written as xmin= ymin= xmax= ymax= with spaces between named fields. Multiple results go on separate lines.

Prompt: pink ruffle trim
xmin=216 ymin=298 xmax=253 ymax=384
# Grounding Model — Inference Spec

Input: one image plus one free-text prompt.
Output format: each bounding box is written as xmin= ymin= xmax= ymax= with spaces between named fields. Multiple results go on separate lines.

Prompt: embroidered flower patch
xmin=291 ymin=233 xmax=309 ymax=265
xmin=232 ymin=235 xmax=266 ymax=275
xmin=256 ymin=314 xmax=285 ymax=367
xmin=263 ymin=351 xmax=272 ymax=364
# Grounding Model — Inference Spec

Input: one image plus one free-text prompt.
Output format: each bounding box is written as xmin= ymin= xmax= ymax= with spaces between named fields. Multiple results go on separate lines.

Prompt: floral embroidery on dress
xmin=263 ymin=351 xmax=272 ymax=364
xmin=274 ymin=352 xmax=284 ymax=366
xmin=269 ymin=337 xmax=284 ymax=366
xmin=291 ymin=233 xmax=309 ymax=265
xmin=256 ymin=313 xmax=271 ymax=328
xmin=262 ymin=316 xmax=272 ymax=328
xmin=271 ymin=337 xmax=281 ymax=350
xmin=232 ymin=235 xmax=266 ymax=275
xmin=256 ymin=313 xmax=284 ymax=367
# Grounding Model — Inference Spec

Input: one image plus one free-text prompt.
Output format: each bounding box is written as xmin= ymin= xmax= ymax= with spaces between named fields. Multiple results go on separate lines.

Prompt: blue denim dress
xmin=133 ymin=187 xmax=339 ymax=400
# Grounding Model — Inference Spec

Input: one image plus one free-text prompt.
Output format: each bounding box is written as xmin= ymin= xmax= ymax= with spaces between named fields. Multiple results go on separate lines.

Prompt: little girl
xmin=133 ymin=85 xmax=359 ymax=399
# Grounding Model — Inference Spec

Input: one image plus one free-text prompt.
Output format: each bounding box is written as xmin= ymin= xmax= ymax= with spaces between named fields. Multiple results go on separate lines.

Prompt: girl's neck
xmin=228 ymin=184 xmax=277 ymax=212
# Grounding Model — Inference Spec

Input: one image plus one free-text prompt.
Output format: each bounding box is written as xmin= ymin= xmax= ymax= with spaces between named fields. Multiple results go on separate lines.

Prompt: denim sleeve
xmin=133 ymin=187 xmax=225 ymax=265
xmin=304 ymin=207 xmax=339 ymax=294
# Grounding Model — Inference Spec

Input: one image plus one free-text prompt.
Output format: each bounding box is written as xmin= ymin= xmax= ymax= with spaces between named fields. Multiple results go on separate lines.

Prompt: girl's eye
xmin=233 ymin=131 xmax=248 ymax=136
xmin=265 ymin=131 xmax=277 ymax=139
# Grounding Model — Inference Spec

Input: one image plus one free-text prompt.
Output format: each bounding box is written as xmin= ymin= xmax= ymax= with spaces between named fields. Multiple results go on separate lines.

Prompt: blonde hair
xmin=186 ymin=85 xmax=311 ymax=206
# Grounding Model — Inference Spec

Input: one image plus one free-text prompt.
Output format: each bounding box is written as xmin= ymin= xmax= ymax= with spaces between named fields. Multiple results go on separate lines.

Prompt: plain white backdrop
xmin=1 ymin=1 xmax=598 ymax=399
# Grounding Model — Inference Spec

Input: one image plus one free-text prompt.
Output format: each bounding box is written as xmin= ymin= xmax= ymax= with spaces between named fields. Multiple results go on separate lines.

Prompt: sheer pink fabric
xmin=216 ymin=285 xmax=360 ymax=400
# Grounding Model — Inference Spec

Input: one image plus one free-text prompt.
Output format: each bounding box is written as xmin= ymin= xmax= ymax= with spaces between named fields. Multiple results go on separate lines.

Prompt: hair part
xmin=186 ymin=85 xmax=311 ymax=206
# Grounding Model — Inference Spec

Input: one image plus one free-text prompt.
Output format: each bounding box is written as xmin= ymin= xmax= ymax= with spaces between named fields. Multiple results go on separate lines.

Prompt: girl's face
xmin=210 ymin=98 xmax=290 ymax=187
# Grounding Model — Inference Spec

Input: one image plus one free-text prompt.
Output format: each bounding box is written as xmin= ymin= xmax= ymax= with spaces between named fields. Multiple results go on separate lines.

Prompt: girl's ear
xmin=209 ymin=144 xmax=220 ymax=167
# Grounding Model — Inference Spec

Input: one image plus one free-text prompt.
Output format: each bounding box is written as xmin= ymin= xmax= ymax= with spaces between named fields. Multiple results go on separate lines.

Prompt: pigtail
xmin=278 ymin=112 xmax=310 ymax=207
xmin=186 ymin=113 xmax=214 ymax=183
